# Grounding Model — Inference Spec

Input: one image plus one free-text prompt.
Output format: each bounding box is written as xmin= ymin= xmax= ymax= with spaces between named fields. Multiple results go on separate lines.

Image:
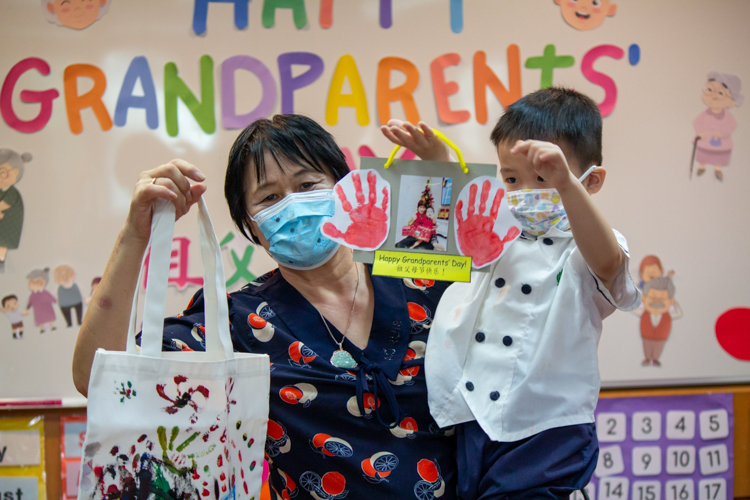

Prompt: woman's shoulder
xmin=161 ymin=269 xmax=282 ymax=352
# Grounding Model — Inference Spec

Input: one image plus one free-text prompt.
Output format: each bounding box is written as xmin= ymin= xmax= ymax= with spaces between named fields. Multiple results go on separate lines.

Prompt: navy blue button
xmin=543 ymin=238 xmax=553 ymax=245
xmin=490 ymin=391 xmax=500 ymax=401
xmin=475 ymin=332 xmax=485 ymax=343
xmin=495 ymin=278 xmax=505 ymax=288
xmin=466 ymin=381 xmax=474 ymax=391
xmin=522 ymin=284 xmax=532 ymax=294
xmin=503 ymin=336 xmax=513 ymax=346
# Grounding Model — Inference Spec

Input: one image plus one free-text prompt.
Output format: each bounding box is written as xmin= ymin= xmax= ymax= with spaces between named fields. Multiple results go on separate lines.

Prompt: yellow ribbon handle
xmin=383 ymin=128 xmax=468 ymax=174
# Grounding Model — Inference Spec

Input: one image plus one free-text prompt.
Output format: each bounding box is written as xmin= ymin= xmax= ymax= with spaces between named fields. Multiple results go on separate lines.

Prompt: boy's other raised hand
xmin=510 ymin=140 xmax=576 ymax=190
xmin=380 ymin=120 xmax=452 ymax=162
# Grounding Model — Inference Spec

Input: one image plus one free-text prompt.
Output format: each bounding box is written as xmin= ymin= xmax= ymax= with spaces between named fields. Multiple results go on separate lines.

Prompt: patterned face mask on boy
xmin=507 ymin=166 xmax=596 ymax=237
xmin=249 ymin=190 xmax=339 ymax=269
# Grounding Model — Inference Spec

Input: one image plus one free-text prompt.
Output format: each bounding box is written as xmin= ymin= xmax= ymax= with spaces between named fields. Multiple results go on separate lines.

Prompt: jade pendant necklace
xmin=318 ymin=263 xmax=360 ymax=369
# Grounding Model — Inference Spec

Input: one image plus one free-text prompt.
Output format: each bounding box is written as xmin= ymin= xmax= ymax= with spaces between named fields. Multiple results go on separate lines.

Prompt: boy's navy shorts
xmin=456 ymin=421 xmax=598 ymax=499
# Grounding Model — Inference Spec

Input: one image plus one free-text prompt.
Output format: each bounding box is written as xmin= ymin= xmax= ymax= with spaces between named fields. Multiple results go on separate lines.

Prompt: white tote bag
xmin=79 ymin=199 xmax=270 ymax=500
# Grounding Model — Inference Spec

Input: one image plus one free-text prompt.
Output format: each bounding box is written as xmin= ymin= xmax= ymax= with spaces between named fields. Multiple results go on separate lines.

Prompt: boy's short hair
xmin=490 ymin=87 xmax=603 ymax=169
xmin=2 ymin=295 xmax=17 ymax=307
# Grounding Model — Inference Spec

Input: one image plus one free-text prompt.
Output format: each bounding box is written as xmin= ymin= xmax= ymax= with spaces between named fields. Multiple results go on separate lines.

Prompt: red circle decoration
xmin=716 ymin=308 xmax=750 ymax=361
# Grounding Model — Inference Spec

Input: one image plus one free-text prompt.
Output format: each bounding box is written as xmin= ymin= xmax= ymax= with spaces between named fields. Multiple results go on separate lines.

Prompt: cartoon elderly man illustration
xmin=634 ymin=277 xmax=683 ymax=367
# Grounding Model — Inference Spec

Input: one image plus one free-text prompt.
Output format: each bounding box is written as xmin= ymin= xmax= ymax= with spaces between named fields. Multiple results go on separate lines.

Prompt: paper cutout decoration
xmin=692 ymin=72 xmax=743 ymax=180
xmin=63 ymin=64 xmax=113 ymax=134
xmin=716 ymin=308 xmax=750 ymax=361
xmin=431 ymin=53 xmax=470 ymax=124
xmin=581 ymin=45 xmax=624 ymax=118
xmin=554 ymin=0 xmax=617 ymax=31
xmin=326 ymin=55 xmax=369 ymax=126
xmin=192 ymin=0 xmax=250 ymax=35
xmin=377 ymin=57 xmax=420 ymax=125
xmin=25 ymin=268 xmax=58 ymax=333
xmin=322 ymin=170 xmax=391 ymax=251
xmin=453 ymin=176 xmax=520 ymax=268
xmin=1 ymin=294 xmax=24 ymax=339
xmin=43 ymin=0 xmax=111 ymax=30
xmin=320 ymin=0 xmax=333 ymax=28
xmin=0 ymin=416 xmax=46 ymax=500
xmin=0 ymin=58 xmax=60 ymax=134
xmin=632 ymin=257 xmax=682 ymax=367
xmin=221 ymin=55 xmax=276 ymax=129
xmin=0 ymin=149 xmax=30 ymax=264
xmin=54 ymin=265 xmax=84 ymax=328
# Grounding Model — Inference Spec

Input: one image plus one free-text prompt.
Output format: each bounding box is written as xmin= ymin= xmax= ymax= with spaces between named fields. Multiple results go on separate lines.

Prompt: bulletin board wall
xmin=1 ymin=0 xmax=749 ymax=403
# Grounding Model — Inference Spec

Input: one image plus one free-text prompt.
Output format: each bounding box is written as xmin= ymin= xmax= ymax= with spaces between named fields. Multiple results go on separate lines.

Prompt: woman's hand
xmin=124 ymin=160 xmax=207 ymax=243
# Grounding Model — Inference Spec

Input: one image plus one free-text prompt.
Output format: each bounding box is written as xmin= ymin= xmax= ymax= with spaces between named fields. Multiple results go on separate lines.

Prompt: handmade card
xmin=331 ymin=143 xmax=520 ymax=282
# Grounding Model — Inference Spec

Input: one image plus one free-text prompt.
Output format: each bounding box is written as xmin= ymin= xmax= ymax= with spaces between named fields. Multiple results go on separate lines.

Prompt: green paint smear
xmin=176 ymin=432 xmax=200 ymax=452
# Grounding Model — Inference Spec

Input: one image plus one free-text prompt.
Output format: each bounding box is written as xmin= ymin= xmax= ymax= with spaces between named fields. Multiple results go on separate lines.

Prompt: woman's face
xmin=702 ymin=80 xmax=735 ymax=111
xmin=418 ymin=205 xmax=426 ymax=215
xmin=244 ymin=152 xmax=336 ymax=250
xmin=28 ymin=277 xmax=47 ymax=291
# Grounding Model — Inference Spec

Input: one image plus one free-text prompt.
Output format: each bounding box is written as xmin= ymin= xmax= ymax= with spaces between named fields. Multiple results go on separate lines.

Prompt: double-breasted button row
xmin=494 ymin=278 xmax=533 ymax=295
xmin=465 ymin=382 xmax=501 ymax=402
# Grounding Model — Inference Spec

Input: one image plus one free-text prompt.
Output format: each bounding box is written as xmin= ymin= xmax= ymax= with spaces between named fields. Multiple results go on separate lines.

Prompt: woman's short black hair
xmin=224 ymin=114 xmax=350 ymax=243
xmin=490 ymin=87 xmax=603 ymax=170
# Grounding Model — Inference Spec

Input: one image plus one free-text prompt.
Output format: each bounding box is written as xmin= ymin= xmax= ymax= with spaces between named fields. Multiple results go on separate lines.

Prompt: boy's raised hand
xmin=511 ymin=140 xmax=576 ymax=190
xmin=380 ymin=120 xmax=452 ymax=162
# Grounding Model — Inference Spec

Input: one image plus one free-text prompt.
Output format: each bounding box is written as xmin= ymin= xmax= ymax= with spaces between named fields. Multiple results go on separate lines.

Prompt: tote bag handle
xmin=126 ymin=198 xmax=234 ymax=361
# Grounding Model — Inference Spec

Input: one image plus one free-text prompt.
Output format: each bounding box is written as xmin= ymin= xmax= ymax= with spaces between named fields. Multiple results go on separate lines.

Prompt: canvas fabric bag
xmin=79 ymin=199 xmax=270 ymax=500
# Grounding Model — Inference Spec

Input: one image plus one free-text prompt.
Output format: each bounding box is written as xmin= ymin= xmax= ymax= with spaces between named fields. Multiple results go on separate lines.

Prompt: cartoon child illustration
xmin=85 ymin=276 xmax=101 ymax=305
xmin=55 ymin=265 xmax=84 ymax=328
xmin=25 ymin=268 xmax=58 ymax=333
xmin=692 ymin=72 xmax=743 ymax=180
xmin=554 ymin=0 xmax=617 ymax=31
xmin=638 ymin=255 xmax=675 ymax=289
xmin=0 ymin=149 xmax=31 ymax=264
xmin=634 ymin=277 xmax=682 ymax=367
xmin=42 ymin=0 xmax=111 ymax=30
xmin=2 ymin=295 xmax=24 ymax=339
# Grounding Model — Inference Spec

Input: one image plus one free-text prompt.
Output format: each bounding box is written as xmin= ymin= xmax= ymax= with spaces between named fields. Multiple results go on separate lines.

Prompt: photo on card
xmin=394 ymin=175 xmax=450 ymax=253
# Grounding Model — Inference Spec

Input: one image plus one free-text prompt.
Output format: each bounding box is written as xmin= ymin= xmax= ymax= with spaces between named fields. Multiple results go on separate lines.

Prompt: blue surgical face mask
xmin=249 ymin=190 xmax=339 ymax=270
xmin=507 ymin=166 xmax=596 ymax=237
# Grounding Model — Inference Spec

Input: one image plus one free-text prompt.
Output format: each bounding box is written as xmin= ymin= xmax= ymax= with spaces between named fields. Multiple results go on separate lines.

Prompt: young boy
xmin=382 ymin=87 xmax=641 ymax=498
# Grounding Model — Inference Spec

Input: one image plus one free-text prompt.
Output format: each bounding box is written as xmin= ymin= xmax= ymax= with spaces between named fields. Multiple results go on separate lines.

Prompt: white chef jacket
xmin=425 ymin=227 xmax=640 ymax=442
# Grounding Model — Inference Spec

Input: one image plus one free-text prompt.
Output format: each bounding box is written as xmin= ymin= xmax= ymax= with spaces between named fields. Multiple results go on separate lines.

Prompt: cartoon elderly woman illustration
xmin=42 ymin=0 xmax=111 ymax=30
xmin=693 ymin=72 xmax=743 ymax=181
xmin=0 ymin=149 xmax=31 ymax=264
xmin=25 ymin=268 xmax=58 ymax=333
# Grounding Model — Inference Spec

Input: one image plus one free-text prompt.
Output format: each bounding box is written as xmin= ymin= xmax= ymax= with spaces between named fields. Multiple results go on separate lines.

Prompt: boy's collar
xmin=520 ymin=226 xmax=574 ymax=240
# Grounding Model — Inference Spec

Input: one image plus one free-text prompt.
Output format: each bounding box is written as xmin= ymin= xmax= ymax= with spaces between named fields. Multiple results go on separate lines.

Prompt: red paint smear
xmin=323 ymin=171 xmax=389 ymax=249
xmin=456 ymin=180 xmax=519 ymax=267
xmin=716 ymin=308 xmax=750 ymax=361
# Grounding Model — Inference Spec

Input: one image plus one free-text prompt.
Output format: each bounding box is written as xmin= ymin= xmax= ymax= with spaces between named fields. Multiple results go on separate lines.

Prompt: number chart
xmin=572 ymin=394 xmax=734 ymax=500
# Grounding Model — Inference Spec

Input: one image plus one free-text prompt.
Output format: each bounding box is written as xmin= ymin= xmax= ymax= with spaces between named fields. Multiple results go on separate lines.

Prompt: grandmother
xmin=693 ymin=71 xmax=743 ymax=180
xmin=73 ymin=115 xmax=458 ymax=499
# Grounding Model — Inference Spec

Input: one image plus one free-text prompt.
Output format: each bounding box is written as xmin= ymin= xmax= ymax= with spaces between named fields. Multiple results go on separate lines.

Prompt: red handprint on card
xmin=456 ymin=179 xmax=520 ymax=267
xmin=323 ymin=170 xmax=390 ymax=249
